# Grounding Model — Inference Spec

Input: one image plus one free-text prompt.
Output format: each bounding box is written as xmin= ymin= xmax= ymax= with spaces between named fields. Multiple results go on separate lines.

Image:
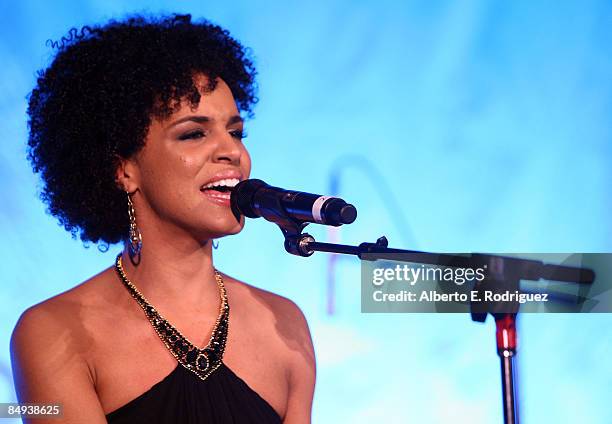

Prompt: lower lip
xmin=201 ymin=190 xmax=232 ymax=207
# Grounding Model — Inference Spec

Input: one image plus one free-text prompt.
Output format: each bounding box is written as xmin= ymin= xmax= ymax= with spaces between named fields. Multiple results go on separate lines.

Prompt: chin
xmin=200 ymin=215 xmax=246 ymax=240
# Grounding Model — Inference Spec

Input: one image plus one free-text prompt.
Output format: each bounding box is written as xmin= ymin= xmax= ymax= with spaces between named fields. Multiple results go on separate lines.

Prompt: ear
xmin=115 ymin=155 xmax=140 ymax=193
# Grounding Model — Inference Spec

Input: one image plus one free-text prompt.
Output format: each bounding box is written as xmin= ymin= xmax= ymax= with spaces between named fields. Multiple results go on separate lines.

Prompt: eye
xmin=230 ymin=129 xmax=247 ymax=140
xmin=178 ymin=129 xmax=206 ymax=140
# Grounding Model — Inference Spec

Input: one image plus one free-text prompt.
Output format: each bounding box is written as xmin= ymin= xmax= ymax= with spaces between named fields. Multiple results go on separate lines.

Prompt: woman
xmin=10 ymin=14 xmax=316 ymax=423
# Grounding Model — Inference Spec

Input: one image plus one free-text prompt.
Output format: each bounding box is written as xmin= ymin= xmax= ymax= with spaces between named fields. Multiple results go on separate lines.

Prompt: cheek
xmin=163 ymin=154 xmax=205 ymax=183
xmin=178 ymin=153 xmax=204 ymax=169
xmin=241 ymin=147 xmax=252 ymax=177
xmin=140 ymin=153 xmax=203 ymax=199
xmin=171 ymin=155 xmax=206 ymax=198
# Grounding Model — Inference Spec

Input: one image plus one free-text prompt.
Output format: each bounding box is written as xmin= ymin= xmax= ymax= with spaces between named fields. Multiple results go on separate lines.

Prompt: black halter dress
xmin=107 ymin=256 xmax=282 ymax=423
xmin=105 ymin=362 xmax=281 ymax=423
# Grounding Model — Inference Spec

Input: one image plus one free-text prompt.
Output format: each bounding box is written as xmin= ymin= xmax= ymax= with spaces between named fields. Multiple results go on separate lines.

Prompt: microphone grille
xmin=230 ymin=179 xmax=268 ymax=218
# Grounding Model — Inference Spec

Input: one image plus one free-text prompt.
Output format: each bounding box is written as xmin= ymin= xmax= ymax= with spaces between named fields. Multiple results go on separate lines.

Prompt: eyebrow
xmin=166 ymin=114 xmax=243 ymax=129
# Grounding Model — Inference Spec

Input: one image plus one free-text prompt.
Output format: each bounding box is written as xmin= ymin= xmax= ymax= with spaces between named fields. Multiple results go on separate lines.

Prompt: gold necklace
xmin=114 ymin=254 xmax=229 ymax=381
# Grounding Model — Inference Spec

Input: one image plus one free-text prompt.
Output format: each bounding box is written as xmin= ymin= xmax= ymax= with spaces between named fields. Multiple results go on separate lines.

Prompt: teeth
xmin=201 ymin=178 xmax=240 ymax=190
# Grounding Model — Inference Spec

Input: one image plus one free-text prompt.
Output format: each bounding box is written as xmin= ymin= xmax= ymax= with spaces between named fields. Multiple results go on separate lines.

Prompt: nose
xmin=213 ymin=131 xmax=242 ymax=164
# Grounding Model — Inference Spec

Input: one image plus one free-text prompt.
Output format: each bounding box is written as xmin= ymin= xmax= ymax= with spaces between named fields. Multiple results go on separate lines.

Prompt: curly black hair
xmin=27 ymin=13 xmax=257 ymax=247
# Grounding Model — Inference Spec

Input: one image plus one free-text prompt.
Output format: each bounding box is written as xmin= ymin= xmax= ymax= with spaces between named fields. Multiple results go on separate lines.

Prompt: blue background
xmin=1 ymin=1 xmax=611 ymax=422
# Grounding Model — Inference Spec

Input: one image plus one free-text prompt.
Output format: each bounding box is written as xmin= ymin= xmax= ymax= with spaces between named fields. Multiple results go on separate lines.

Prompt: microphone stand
xmin=281 ymin=229 xmax=594 ymax=424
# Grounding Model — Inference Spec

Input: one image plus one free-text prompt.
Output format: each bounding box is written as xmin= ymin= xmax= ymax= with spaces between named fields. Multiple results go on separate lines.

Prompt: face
xmin=120 ymin=76 xmax=251 ymax=242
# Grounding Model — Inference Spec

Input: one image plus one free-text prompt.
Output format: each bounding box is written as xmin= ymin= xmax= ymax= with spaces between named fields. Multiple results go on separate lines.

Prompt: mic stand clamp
xmin=248 ymin=192 xmax=315 ymax=256
xmin=274 ymin=219 xmax=315 ymax=257
xmin=284 ymin=232 xmax=315 ymax=257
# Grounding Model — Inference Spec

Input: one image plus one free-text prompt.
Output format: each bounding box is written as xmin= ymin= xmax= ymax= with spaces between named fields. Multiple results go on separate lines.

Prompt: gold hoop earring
xmin=127 ymin=193 xmax=142 ymax=257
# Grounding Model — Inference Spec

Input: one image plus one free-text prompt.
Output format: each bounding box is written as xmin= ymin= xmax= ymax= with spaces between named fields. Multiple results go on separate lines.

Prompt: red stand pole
xmin=495 ymin=313 xmax=519 ymax=424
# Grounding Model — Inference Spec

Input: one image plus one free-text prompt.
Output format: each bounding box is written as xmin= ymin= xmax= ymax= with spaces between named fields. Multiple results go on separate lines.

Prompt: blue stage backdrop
xmin=1 ymin=1 xmax=611 ymax=423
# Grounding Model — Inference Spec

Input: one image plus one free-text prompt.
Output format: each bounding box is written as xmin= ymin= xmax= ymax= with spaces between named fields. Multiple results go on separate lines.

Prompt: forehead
xmin=159 ymin=76 xmax=239 ymax=125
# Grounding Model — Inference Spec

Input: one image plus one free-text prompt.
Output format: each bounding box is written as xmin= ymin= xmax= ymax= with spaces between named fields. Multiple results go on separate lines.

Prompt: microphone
xmin=230 ymin=179 xmax=357 ymax=226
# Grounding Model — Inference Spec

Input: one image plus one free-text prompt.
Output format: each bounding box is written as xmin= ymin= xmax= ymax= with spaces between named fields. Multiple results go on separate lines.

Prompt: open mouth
xmin=200 ymin=178 xmax=240 ymax=197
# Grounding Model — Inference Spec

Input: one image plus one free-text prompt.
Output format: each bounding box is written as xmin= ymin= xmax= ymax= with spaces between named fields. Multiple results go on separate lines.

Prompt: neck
xmin=119 ymin=226 xmax=219 ymax=310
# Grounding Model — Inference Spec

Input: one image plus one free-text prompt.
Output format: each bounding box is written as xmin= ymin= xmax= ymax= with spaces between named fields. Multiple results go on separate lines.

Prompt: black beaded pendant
xmin=114 ymin=254 xmax=229 ymax=381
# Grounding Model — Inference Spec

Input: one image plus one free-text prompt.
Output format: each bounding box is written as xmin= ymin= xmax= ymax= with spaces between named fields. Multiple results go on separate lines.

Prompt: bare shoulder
xmin=10 ymin=267 xmax=116 ymax=377
xmin=12 ymin=266 xmax=116 ymax=341
xmin=222 ymin=273 xmax=315 ymax=360
xmin=10 ymin=269 xmax=115 ymax=422
xmin=222 ymin=274 xmax=317 ymax=422
xmin=10 ymin=295 xmax=89 ymax=392
xmin=225 ymin=274 xmax=305 ymax=320
xmin=222 ymin=272 xmax=317 ymax=369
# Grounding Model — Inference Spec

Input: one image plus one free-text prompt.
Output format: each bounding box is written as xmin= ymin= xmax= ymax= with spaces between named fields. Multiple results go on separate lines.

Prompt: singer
xmin=10 ymin=14 xmax=315 ymax=423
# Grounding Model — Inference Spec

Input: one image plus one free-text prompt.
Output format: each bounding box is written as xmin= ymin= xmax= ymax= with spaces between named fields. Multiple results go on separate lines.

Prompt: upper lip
xmin=200 ymin=170 xmax=244 ymax=189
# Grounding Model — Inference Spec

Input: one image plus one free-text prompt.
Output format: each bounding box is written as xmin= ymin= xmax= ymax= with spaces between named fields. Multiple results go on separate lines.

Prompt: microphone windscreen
xmin=230 ymin=179 xmax=268 ymax=219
